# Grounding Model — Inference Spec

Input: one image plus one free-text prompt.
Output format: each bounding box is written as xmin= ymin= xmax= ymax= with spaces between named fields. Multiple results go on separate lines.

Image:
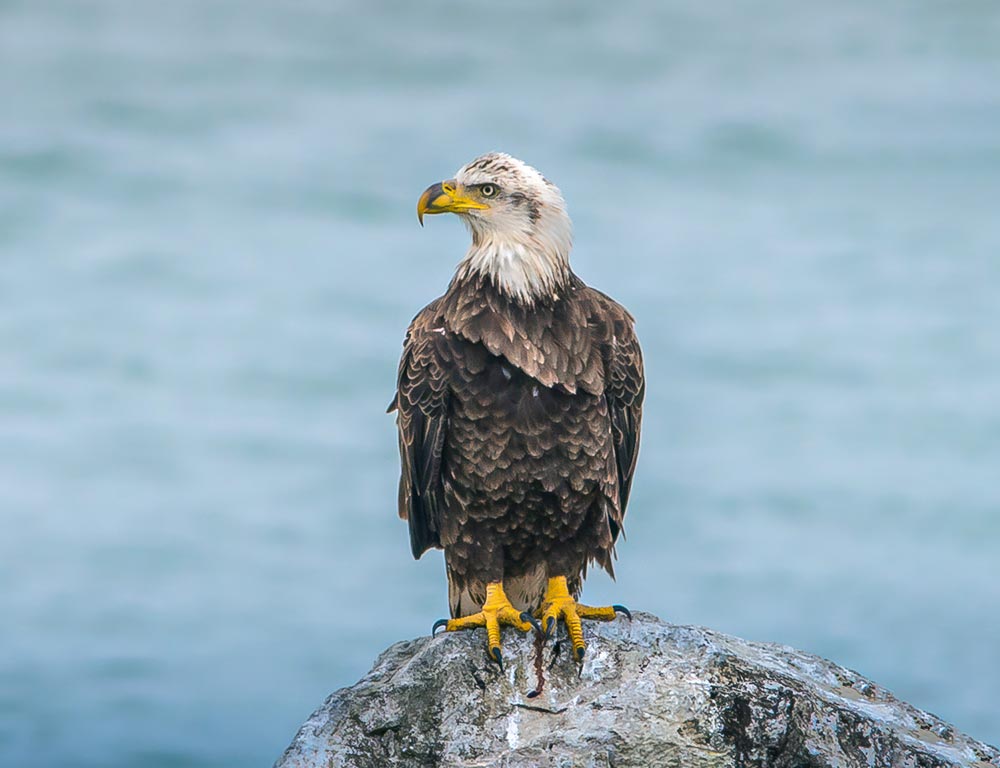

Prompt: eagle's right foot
xmin=432 ymin=581 xmax=538 ymax=669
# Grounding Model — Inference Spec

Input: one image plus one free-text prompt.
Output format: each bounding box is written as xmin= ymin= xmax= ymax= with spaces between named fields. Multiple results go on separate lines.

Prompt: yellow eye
xmin=480 ymin=184 xmax=497 ymax=198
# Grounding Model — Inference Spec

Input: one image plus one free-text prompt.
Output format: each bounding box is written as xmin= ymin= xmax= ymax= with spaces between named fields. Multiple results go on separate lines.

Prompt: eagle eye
xmin=480 ymin=184 xmax=498 ymax=198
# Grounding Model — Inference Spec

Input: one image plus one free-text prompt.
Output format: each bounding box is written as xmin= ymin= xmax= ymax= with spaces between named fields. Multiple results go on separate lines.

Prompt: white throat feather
xmin=457 ymin=220 xmax=572 ymax=303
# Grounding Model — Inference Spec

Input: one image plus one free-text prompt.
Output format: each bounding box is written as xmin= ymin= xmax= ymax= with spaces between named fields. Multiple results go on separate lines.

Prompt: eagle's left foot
xmin=431 ymin=581 xmax=538 ymax=668
xmin=537 ymin=576 xmax=631 ymax=662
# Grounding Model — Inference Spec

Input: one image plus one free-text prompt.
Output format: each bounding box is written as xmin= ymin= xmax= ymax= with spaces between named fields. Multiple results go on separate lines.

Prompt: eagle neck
xmin=456 ymin=224 xmax=572 ymax=305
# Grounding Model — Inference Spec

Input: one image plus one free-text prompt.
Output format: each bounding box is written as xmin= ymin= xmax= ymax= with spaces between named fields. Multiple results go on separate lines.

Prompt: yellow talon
xmin=538 ymin=576 xmax=629 ymax=662
xmin=434 ymin=582 xmax=534 ymax=666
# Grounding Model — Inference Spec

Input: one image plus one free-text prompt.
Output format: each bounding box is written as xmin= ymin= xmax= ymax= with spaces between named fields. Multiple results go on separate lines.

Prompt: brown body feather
xmin=391 ymin=272 xmax=644 ymax=618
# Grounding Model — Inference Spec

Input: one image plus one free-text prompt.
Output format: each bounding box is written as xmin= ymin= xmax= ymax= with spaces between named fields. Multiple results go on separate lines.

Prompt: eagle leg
xmin=432 ymin=581 xmax=536 ymax=667
xmin=537 ymin=576 xmax=631 ymax=662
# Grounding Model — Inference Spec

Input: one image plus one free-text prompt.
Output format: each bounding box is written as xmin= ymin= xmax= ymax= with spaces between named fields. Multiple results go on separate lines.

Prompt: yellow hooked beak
xmin=417 ymin=180 xmax=488 ymax=225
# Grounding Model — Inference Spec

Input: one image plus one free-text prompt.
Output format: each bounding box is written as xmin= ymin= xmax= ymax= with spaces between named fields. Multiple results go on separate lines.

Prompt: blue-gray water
xmin=2 ymin=2 xmax=999 ymax=765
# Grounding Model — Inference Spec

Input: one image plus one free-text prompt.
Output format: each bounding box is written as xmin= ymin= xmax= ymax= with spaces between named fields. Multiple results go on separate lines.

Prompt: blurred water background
xmin=2 ymin=1 xmax=999 ymax=765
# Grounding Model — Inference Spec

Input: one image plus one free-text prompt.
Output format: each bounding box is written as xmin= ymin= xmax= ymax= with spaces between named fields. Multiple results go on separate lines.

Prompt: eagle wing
xmin=388 ymin=300 xmax=450 ymax=559
xmin=588 ymin=288 xmax=645 ymax=542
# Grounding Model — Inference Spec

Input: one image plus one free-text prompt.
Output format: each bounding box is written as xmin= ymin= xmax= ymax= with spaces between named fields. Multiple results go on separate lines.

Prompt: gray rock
xmin=275 ymin=613 xmax=1000 ymax=768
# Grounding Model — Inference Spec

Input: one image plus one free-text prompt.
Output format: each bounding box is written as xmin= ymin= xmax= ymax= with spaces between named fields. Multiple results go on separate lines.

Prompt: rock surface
xmin=275 ymin=613 xmax=999 ymax=768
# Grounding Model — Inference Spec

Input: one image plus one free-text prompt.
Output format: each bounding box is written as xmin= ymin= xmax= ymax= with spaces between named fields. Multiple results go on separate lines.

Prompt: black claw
xmin=432 ymin=619 xmax=449 ymax=637
xmin=544 ymin=616 xmax=556 ymax=639
xmin=612 ymin=604 xmax=632 ymax=620
xmin=489 ymin=646 xmax=503 ymax=671
xmin=575 ymin=645 xmax=586 ymax=662
xmin=520 ymin=612 xmax=543 ymax=635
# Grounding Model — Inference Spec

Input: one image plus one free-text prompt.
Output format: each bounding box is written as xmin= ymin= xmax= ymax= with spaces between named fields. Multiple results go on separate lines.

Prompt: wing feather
xmin=585 ymin=288 xmax=645 ymax=542
xmin=389 ymin=301 xmax=450 ymax=559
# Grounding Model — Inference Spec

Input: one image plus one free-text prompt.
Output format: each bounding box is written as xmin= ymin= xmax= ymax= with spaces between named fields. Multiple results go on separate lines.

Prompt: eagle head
xmin=417 ymin=153 xmax=573 ymax=303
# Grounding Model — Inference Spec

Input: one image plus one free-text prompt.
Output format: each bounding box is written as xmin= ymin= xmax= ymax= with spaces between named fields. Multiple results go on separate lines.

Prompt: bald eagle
xmin=389 ymin=153 xmax=644 ymax=666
